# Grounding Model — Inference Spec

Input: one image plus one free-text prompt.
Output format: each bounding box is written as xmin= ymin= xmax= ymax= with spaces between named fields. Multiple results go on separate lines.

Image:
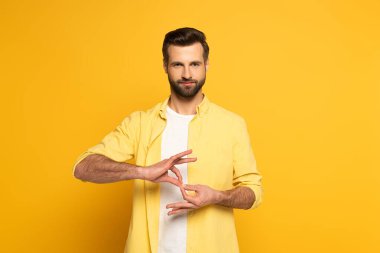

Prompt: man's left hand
xmin=166 ymin=184 xmax=221 ymax=216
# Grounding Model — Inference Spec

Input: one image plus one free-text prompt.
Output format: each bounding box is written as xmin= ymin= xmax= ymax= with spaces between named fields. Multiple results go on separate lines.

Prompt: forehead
xmin=167 ymin=42 xmax=204 ymax=62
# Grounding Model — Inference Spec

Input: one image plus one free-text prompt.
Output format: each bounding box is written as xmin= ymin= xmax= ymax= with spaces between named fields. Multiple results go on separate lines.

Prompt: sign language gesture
xmin=141 ymin=149 xmax=196 ymax=187
xmin=167 ymin=184 xmax=255 ymax=215
xmin=166 ymin=184 xmax=221 ymax=215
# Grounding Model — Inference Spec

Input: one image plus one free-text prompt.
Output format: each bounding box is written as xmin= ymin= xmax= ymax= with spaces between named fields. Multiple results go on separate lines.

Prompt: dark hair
xmin=162 ymin=27 xmax=209 ymax=66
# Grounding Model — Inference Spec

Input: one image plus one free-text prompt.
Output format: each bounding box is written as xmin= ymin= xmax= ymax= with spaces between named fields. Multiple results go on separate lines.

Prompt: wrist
xmin=119 ymin=164 xmax=145 ymax=181
xmin=215 ymin=189 xmax=232 ymax=207
xmin=135 ymin=166 xmax=146 ymax=180
xmin=214 ymin=189 xmax=228 ymax=205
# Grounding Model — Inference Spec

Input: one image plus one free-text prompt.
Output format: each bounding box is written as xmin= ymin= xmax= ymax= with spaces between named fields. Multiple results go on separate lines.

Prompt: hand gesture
xmin=166 ymin=184 xmax=220 ymax=215
xmin=141 ymin=149 xmax=196 ymax=187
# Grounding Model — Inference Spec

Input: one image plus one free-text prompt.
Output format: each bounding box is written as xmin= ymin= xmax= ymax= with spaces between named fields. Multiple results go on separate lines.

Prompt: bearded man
xmin=73 ymin=27 xmax=263 ymax=253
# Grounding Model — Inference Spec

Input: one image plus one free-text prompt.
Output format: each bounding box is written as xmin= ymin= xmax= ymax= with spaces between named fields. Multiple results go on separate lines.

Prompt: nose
xmin=182 ymin=66 xmax=192 ymax=79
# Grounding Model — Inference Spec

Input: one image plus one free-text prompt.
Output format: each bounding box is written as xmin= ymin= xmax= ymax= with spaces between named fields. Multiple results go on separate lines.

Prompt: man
xmin=73 ymin=27 xmax=263 ymax=253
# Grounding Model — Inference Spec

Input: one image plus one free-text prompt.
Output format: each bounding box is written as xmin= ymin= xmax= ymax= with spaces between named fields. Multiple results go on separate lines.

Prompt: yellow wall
xmin=1 ymin=0 xmax=379 ymax=252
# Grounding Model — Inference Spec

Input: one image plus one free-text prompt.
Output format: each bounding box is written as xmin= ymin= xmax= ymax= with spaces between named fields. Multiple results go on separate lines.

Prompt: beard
xmin=168 ymin=75 xmax=206 ymax=98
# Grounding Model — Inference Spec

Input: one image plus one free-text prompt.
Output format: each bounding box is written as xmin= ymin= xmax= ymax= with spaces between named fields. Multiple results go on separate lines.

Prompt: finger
xmin=166 ymin=201 xmax=196 ymax=209
xmin=168 ymin=208 xmax=191 ymax=216
xmin=183 ymin=184 xmax=199 ymax=192
xmin=170 ymin=166 xmax=182 ymax=184
xmin=179 ymin=186 xmax=196 ymax=199
xmin=170 ymin=149 xmax=193 ymax=161
xmin=179 ymin=186 xmax=188 ymax=199
xmin=160 ymin=176 xmax=182 ymax=187
xmin=182 ymin=191 xmax=198 ymax=205
xmin=170 ymin=207 xmax=190 ymax=212
xmin=174 ymin=157 xmax=197 ymax=165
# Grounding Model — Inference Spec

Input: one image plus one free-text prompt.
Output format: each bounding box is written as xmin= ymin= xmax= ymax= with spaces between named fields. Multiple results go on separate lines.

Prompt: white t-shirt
xmin=158 ymin=106 xmax=195 ymax=253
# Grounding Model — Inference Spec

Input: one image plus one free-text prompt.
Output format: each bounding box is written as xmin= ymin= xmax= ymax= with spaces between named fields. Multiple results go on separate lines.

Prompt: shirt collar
xmin=159 ymin=93 xmax=210 ymax=119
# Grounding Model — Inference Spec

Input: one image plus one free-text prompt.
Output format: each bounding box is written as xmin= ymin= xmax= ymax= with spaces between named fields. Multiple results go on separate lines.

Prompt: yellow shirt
xmin=73 ymin=94 xmax=263 ymax=253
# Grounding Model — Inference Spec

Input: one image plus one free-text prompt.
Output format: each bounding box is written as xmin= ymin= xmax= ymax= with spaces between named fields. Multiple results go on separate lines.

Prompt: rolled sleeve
xmin=72 ymin=111 xmax=141 ymax=176
xmin=232 ymin=117 xmax=263 ymax=210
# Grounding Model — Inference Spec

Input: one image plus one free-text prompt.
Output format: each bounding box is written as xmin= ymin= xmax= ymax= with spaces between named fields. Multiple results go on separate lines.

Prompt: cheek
xmin=168 ymin=69 xmax=180 ymax=79
xmin=195 ymin=69 xmax=206 ymax=78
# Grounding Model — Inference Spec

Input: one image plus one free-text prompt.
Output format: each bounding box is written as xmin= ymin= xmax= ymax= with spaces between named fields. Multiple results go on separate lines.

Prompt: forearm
xmin=74 ymin=154 xmax=143 ymax=183
xmin=215 ymin=186 xmax=255 ymax=209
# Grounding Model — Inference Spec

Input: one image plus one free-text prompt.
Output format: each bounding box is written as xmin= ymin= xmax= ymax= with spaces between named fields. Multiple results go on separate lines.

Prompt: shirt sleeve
xmin=72 ymin=111 xmax=141 ymax=176
xmin=232 ymin=117 xmax=263 ymax=210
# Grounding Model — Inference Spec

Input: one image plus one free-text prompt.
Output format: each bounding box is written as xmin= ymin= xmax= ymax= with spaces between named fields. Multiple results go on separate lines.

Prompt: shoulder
xmin=119 ymin=100 xmax=164 ymax=126
xmin=206 ymin=101 xmax=250 ymax=144
xmin=208 ymin=101 xmax=247 ymax=126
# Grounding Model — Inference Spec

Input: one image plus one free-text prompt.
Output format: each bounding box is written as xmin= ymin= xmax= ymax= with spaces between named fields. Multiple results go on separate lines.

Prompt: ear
xmin=205 ymin=59 xmax=209 ymax=72
xmin=163 ymin=61 xmax=168 ymax=74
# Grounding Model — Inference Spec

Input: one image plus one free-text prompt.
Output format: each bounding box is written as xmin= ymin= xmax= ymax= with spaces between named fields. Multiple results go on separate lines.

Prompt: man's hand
xmin=166 ymin=184 xmax=221 ymax=215
xmin=166 ymin=184 xmax=255 ymax=215
xmin=140 ymin=149 xmax=196 ymax=187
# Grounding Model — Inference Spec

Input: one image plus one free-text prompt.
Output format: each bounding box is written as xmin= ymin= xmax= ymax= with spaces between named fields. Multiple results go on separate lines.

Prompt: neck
xmin=168 ymin=90 xmax=204 ymax=115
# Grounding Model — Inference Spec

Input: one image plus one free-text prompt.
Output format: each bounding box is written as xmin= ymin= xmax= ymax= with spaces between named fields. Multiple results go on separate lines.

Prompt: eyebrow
xmin=170 ymin=61 xmax=203 ymax=66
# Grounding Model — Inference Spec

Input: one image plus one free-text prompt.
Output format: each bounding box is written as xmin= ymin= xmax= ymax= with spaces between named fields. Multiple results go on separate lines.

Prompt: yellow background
xmin=1 ymin=0 xmax=379 ymax=252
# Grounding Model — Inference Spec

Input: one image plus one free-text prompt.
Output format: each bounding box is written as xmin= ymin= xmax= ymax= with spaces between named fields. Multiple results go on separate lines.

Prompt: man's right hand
xmin=139 ymin=149 xmax=196 ymax=187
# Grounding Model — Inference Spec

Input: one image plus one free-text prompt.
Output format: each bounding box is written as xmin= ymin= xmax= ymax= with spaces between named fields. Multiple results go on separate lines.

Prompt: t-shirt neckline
xmin=166 ymin=106 xmax=196 ymax=119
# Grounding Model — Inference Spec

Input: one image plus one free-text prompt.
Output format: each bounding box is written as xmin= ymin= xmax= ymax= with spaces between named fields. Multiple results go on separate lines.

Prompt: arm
xmin=74 ymin=149 xmax=197 ymax=187
xmin=217 ymin=186 xmax=255 ymax=209
xmin=74 ymin=154 xmax=142 ymax=183
xmin=166 ymin=184 xmax=255 ymax=216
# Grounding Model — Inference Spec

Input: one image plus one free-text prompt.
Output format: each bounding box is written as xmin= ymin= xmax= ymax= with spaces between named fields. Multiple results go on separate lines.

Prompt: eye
xmin=191 ymin=62 xmax=200 ymax=66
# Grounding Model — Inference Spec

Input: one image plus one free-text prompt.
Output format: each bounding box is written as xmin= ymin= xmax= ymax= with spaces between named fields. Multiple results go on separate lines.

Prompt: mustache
xmin=177 ymin=79 xmax=197 ymax=83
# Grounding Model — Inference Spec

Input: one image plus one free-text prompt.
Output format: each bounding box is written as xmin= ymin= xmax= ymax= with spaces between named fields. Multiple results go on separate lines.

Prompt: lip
xmin=179 ymin=81 xmax=195 ymax=85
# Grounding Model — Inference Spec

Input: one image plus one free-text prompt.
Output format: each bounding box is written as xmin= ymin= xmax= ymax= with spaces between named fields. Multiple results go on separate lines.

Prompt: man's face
xmin=164 ymin=42 xmax=209 ymax=98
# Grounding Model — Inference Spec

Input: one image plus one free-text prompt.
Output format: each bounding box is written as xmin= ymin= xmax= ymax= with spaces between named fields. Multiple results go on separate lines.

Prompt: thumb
xmin=183 ymin=184 xmax=198 ymax=192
